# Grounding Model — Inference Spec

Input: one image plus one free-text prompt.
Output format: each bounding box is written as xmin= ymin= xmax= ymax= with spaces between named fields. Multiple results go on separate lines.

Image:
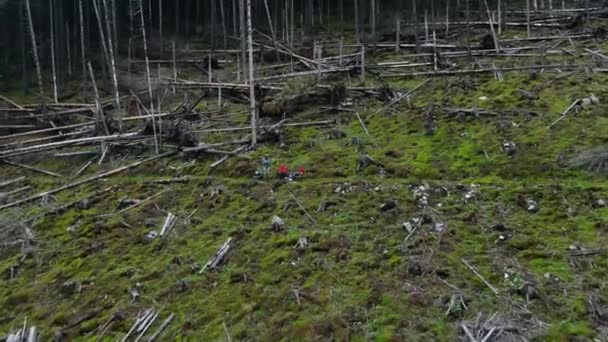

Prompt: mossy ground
xmin=1 ymin=25 xmax=608 ymax=341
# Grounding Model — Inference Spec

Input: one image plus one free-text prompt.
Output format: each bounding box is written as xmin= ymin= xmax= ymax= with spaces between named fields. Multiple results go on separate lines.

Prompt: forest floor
xmin=1 ymin=19 xmax=608 ymax=341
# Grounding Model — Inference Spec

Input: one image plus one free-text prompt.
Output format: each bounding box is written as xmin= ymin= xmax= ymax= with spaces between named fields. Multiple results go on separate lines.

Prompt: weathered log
xmin=1 ymin=160 xmax=63 ymax=178
xmin=199 ymin=237 xmax=233 ymax=273
xmin=0 ymin=132 xmax=140 ymax=159
xmin=146 ymin=313 xmax=174 ymax=342
xmin=0 ymin=151 xmax=177 ymax=211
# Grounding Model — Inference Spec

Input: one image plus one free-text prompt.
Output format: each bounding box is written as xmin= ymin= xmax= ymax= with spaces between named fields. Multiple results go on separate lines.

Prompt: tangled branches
xmin=569 ymin=146 xmax=608 ymax=173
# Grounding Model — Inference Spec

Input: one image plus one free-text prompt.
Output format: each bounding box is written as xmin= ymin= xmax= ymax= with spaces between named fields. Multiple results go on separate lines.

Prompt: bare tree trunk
xmin=263 ymin=0 xmax=281 ymax=62
xmin=66 ymin=23 xmax=72 ymax=77
xmin=111 ymin=0 xmax=117 ymax=52
xmin=50 ymin=0 xmax=59 ymax=103
xmin=220 ymin=0 xmax=228 ymax=49
xmin=232 ymin=0 xmax=238 ymax=36
xmin=92 ymin=0 xmax=111 ymax=80
xmin=465 ymin=0 xmax=471 ymax=56
xmin=25 ymin=0 xmax=44 ymax=98
xmin=371 ymin=0 xmax=376 ymax=39
xmin=159 ymin=0 xmax=163 ymax=53
xmin=498 ymin=0 xmax=502 ymax=35
xmin=526 ymin=0 xmax=531 ymax=37
xmin=354 ymin=0 xmax=360 ymax=44
xmin=291 ymin=0 xmax=295 ymax=72
xmin=446 ymin=0 xmax=450 ymax=36
xmin=139 ymin=0 xmax=159 ymax=154
xmin=247 ymin=0 xmax=257 ymax=147
xmin=175 ymin=0 xmax=179 ymax=35
xmin=128 ymin=37 xmax=132 ymax=84
xmin=424 ymin=10 xmax=429 ymax=42
xmin=78 ymin=0 xmax=87 ymax=85
xmin=88 ymin=62 xmax=110 ymax=135
xmin=360 ymin=45 xmax=365 ymax=83
xmin=172 ymin=40 xmax=177 ymax=94
xmin=240 ymin=0 xmax=247 ymax=82
xmin=413 ymin=0 xmax=420 ymax=53
xmin=482 ymin=0 xmax=500 ymax=53
xmin=101 ymin=0 xmax=121 ymax=124
xmin=19 ymin=1 xmax=28 ymax=95
xmin=291 ymin=0 xmax=295 ymax=47
xmin=396 ymin=19 xmax=400 ymax=53
xmin=339 ymin=0 xmax=344 ymax=37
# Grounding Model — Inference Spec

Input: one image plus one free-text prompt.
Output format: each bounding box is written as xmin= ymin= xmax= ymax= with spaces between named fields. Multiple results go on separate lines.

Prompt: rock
xmin=60 ymin=280 xmax=79 ymax=297
xmin=433 ymin=222 xmax=446 ymax=232
xmin=145 ymin=231 xmax=159 ymax=240
xmin=526 ymin=199 xmax=539 ymax=212
xmin=117 ymin=198 xmax=140 ymax=209
xmin=175 ymin=279 xmax=189 ymax=293
xmin=581 ymin=94 xmax=599 ymax=107
xmin=171 ymin=255 xmax=184 ymax=266
xmin=191 ymin=263 xmax=201 ymax=273
xmin=380 ymin=200 xmax=397 ymax=212
xmin=501 ymin=140 xmax=517 ymax=156
xmin=491 ymin=223 xmax=508 ymax=231
xmin=317 ymin=200 xmax=337 ymax=212
xmin=327 ymin=129 xmax=347 ymax=140
xmin=130 ymin=283 xmax=142 ymax=301
xmin=271 ymin=215 xmax=285 ymax=231
xmin=357 ymin=154 xmax=383 ymax=171
xmin=407 ymin=258 xmax=423 ymax=276
xmin=517 ymin=88 xmax=537 ymax=100
xmin=294 ymin=237 xmax=309 ymax=250
xmin=351 ymin=137 xmax=364 ymax=146
xmin=77 ymin=198 xmax=91 ymax=210
xmin=282 ymin=199 xmax=298 ymax=211
xmin=518 ymin=281 xmax=540 ymax=300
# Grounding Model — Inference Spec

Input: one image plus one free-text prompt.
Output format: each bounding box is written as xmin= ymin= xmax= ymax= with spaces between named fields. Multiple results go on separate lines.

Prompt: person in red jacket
xmin=278 ymin=164 xmax=289 ymax=178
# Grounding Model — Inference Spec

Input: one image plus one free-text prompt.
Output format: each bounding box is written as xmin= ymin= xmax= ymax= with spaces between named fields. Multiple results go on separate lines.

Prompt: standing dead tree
xmin=247 ymin=0 xmax=257 ymax=148
xmin=25 ymin=0 xmax=44 ymax=98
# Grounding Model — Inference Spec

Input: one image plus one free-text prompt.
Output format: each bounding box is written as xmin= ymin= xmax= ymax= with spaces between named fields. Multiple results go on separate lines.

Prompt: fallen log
xmin=1 ymin=160 xmax=63 ymax=178
xmin=194 ymin=120 xmax=334 ymax=133
xmin=170 ymin=81 xmax=280 ymax=91
xmin=146 ymin=313 xmax=174 ymax=342
xmin=257 ymin=66 xmax=358 ymax=82
xmin=14 ymin=106 xmax=95 ymax=120
xmin=0 ymin=121 xmax=95 ymax=141
xmin=0 ymin=130 xmax=94 ymax=150
xmin=0 ymin=151 xmax=177 ymax=211
xmin=0 ymin=132 xmax=140 ymax=159
xmin=98 ymin=187 xmax=174 ymax=218
xmin=461 ymin=258 xmax=500 ymax=295
xmin=547 ymin=99 xmax=581 ymax=129
xmin=383 ymin=63 xmax=585 ymax=77
xmin=199 ymin=237 xmax=233 ymax=273
xmin=0 ymin=176 xmax=26 ymax=188
xmin=0 ymin=95 xmax=25 ymax=109
xmin=24 ymin=186 xmax=114 ymax=225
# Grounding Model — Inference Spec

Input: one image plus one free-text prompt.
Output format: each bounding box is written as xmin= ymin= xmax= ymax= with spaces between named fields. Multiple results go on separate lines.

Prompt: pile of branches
xmin=569 ymin=146 xmax=608 ymax=172
xmin=460 ymin=312 xmax=547 ymax=341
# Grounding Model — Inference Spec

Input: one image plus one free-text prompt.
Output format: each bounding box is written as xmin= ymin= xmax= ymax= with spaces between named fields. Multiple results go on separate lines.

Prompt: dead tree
xmin=247 ymin=0 xmax=257 ymax=147
xmin=25 ymin=0 xmax=44 ymax=98
xmin=139 ymin=0 xmax=159 ymax=154
xmin=92 ymin=0 xmax=111 ymax=80
xmin=102 ymin=0 xmax=121 ymax=122
xmin=50 ymin=0 xmax=58 ymax=102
